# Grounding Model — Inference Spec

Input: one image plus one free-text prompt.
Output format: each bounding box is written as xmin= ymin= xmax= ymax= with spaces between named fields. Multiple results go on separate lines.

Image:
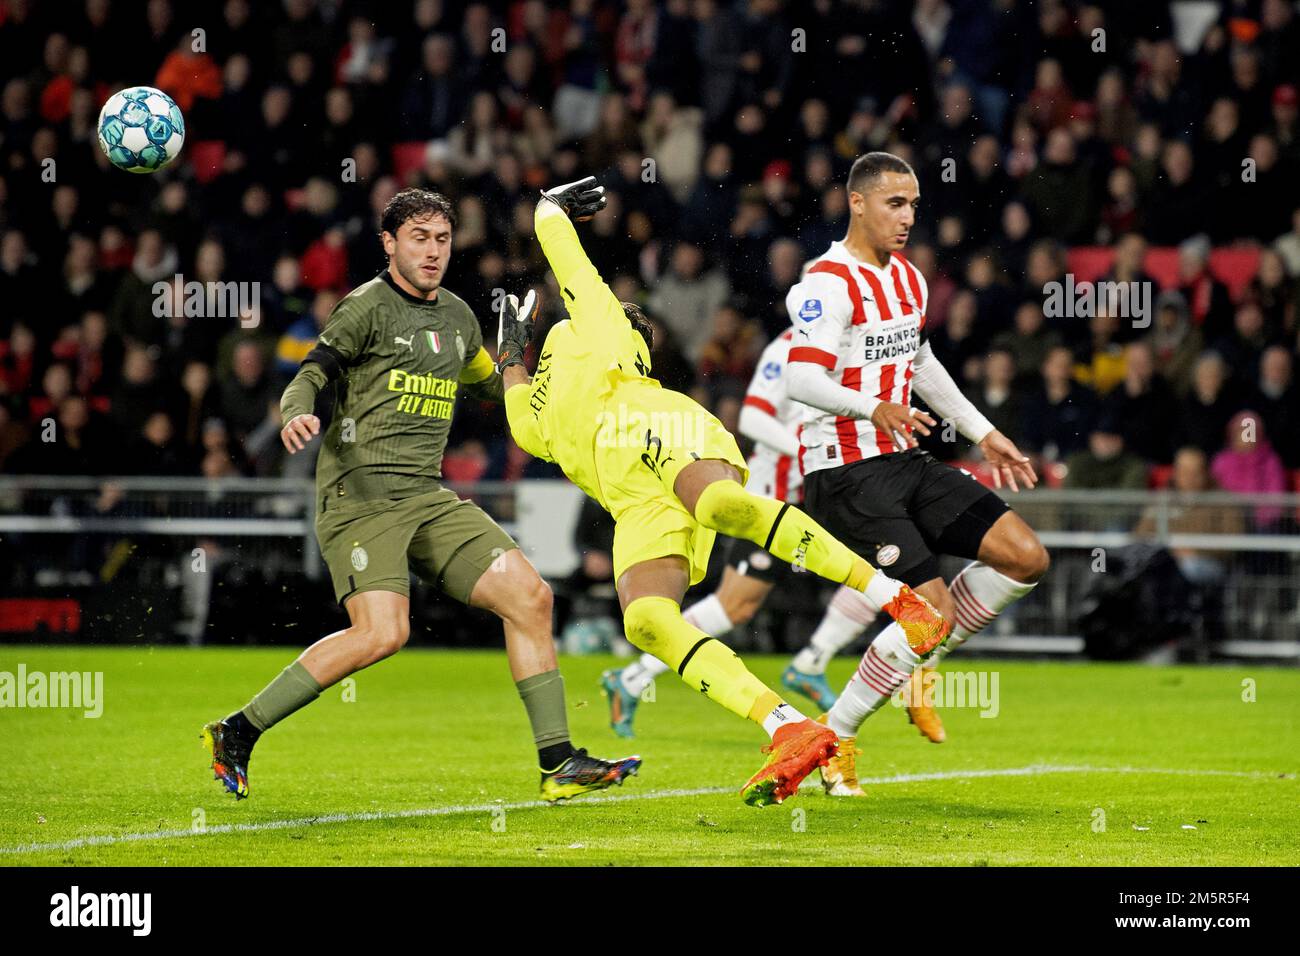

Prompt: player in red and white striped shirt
xmin=602 ymin=327 xmax=886 ymax=735
xmin=786 ymin=152 xmax=1051 ymax=796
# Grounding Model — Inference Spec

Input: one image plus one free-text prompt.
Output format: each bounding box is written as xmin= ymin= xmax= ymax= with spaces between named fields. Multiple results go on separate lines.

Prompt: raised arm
xmin=533 ymin=178 xmax=626 ymax=341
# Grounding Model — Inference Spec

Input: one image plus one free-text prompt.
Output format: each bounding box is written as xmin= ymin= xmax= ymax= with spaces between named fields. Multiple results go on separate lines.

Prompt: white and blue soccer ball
xmin=97 ymin=86 xmax=185 ymax=173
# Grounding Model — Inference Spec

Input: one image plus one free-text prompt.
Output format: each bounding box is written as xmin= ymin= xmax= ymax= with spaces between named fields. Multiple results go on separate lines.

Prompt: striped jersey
xmin=784 ymin=240 xmax=929 ymax=475
xmin=741 ymin=328 xmax=803 ymax=503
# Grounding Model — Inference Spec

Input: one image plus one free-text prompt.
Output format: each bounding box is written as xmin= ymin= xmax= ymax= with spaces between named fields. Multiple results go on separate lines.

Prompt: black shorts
xmin=719 ymin=534 xmax=794 ymax=585
xmin=802 ymin=448 xmax=1010 ymax=588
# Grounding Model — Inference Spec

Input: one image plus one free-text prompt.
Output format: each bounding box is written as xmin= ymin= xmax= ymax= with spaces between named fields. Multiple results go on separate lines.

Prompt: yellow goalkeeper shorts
xmin=596 ymin=384 xmax=749 ymax=587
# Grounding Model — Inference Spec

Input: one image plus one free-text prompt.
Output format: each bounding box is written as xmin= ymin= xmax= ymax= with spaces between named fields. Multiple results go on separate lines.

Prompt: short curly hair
xmin=381 ymin=188 xmax=457 ymax=236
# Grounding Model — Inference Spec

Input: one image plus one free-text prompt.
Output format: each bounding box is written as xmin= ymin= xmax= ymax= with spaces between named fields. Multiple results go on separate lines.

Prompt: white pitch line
xmin=0 ymin=764 xmax=1286 ymax=856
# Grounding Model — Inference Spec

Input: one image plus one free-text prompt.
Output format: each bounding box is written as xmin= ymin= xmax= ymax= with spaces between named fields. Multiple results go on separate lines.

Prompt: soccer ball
xmin=97 ymin=86 xmax=185 ymax=173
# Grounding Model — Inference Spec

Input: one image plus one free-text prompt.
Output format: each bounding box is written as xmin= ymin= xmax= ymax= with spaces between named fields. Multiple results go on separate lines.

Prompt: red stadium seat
xmin=391 ymin=142 xmax=428 ymax=185
xmin=1065 ymin=246 xmax=1261 ymax=302
xmin=1148 ymin=464 xmax=1174 ymax=489
xmin=1042 ymin=460 xmax=1067 ymax=488
xmin=188 ymin=140 xmax=227 ymax=184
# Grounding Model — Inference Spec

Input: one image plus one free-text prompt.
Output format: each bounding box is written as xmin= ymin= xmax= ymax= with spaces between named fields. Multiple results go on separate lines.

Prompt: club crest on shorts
xmin=876 ymin=544 xmax=901 ymax=567
xmin=350 ymin=546 xmax=369 ymax=571
xmin=748 ymin=550 xmax=773 ymax=571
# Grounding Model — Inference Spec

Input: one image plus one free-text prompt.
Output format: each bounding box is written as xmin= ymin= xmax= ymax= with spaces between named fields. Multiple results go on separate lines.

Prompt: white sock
xmin=682 ymin=594 xmax=733 ymax=637
xmin=618 ymin=595 xmax=733 ymax=698
xmin=761 ymin=701 xmax=807 ymax=737
xmin=863 ymin=570 xmax=904 ymax=610
xmin=923 ymin=562 xmax=1037 ymax=670
xmin=620 ymin=653 xmax=669 ymax=697
xmin=791 ymin=587 xmax=877 ymax=674
xmin=826 ymin=623 xmax=919 ymax=738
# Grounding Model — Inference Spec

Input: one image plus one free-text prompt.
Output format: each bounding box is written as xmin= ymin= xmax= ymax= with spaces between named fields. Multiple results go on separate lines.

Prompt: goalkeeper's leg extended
xmin=677 ymin=461 xmax=950 ymax=656
xmin=617 ymin=555 xmax=837 ymax=807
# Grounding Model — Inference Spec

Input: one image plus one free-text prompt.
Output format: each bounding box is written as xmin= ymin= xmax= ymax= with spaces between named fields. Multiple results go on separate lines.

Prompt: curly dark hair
xmin=380 ymin=188 xmax=457 ymax=236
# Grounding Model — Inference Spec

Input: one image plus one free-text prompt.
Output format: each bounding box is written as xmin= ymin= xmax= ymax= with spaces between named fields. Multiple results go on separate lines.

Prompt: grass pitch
xmin=1 ymin=646 xmax=1296 ymax=866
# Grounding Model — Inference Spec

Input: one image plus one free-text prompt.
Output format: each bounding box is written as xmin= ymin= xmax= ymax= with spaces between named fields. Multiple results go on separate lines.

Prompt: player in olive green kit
xmin=202 ymin=189 xmax=639 ymax=802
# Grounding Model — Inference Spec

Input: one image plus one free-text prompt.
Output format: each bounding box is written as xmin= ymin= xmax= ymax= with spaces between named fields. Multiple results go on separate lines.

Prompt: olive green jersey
xmin=280 ymin=271 xmax=503 ymax=503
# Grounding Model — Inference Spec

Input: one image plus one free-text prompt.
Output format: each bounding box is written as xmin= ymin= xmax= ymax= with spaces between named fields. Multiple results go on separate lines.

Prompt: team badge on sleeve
xmin=797 ymin=299 xmax=822 ymax=321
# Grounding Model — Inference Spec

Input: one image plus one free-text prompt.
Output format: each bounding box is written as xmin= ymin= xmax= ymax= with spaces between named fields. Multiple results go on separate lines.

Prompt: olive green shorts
xmin=316 ymin=486 xmax=518 ymax=608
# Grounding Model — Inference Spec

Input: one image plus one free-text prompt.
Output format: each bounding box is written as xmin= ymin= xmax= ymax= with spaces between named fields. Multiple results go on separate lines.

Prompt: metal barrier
xmin=0 ymin=477 xmax=1297 ymax=658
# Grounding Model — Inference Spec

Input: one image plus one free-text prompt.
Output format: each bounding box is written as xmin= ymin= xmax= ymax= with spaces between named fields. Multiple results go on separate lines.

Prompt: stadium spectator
xmin=1211 ymin=410 xmax=1289 ymax=531
xmin=1268 ymin=209 xmax=1300 ymax=280
xmin=1022 ymin=345 xmax=1099 ymax=463
xmin=1021 ymin=127 xmax=1098 ymax=244
xmin=1062 ymin=421 xmax=1149 ymax=490
xmin=1176 ymin=236 xmax=1235 ymax=344
xmin=26 ymin=360 xmax=73 ymax=426
xmin=1251 ymin=345 xmax=1300 ymax=468
xmin=218 ymin=340 xmax=275 ymax=445
xmin=969 ymin=346 xmax=1027 ymax=449
xmin=130 ymin=410 xmax=185 ymax=476
xmin=1213 ymin=302 xmax=1275 ymax=393
xmin=154 ymin=34 xmax=222 ymax=114
xmin=1097 ymin=166 xmax=1142 ymax=246
xmin=1101 ymin=342 xmax=1179 ymax=465
xmin=1145 ymin=140 xmax=1206 ymax=246
xmin=1146 ymin=291 xmax=1203 ymax=396
xmin=111 ymin=344 xmax=180 ymax=438
xmin=647 ymin=240 xmax=731 ymax=362
xmin=1248 ymin=248 xmax=1297 ymax=336
xmin=1073 ymin=308 xmax=1126 ymax=396
xmin=1100 ymin=233 xmax=1158 ymax=338
xmin=1175 ymin=352 xmax=1241 ymax=458
xmin=1133 ymin=446 xmax=1242 ymax=648
xmin=400 ymin=34 xmax=465 ymax=140
xmin=178 ymin=360 xmax=219 ymax=457
xmin=696 ymin=303 xmax=761 ymax=395
xmin=927 ymin=287 xmax=983 ymax=388
xmin=757 ymin=236 xmax=803 ymax=337
xmin=1269 ymin=82 xmax=1300 ymax=168
xmin=9 ymin=394 xmax=107 ymax=475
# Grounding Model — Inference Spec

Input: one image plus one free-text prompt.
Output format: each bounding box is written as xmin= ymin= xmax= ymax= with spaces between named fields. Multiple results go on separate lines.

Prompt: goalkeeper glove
xmin=540 ymin=176 xmax=607 ymax=221
xmin=496 ymin=288 xmax=539 ymax=373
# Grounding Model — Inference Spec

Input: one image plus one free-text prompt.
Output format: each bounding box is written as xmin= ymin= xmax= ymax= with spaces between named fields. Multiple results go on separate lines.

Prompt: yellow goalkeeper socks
xmin=622 ymin=596 xmax=775 ymax=722
xmin=694 ymin=479 xmax=881 ymax=592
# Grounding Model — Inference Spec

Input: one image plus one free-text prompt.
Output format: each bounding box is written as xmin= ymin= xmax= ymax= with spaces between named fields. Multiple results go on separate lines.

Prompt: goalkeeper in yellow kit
xmin=499 ymin=178 xmax=950 ymax=806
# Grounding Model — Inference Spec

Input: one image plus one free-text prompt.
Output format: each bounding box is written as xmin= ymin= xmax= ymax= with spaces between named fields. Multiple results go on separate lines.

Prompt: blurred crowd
xmin=1 ymin=0 xmax=1299 ymax=506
